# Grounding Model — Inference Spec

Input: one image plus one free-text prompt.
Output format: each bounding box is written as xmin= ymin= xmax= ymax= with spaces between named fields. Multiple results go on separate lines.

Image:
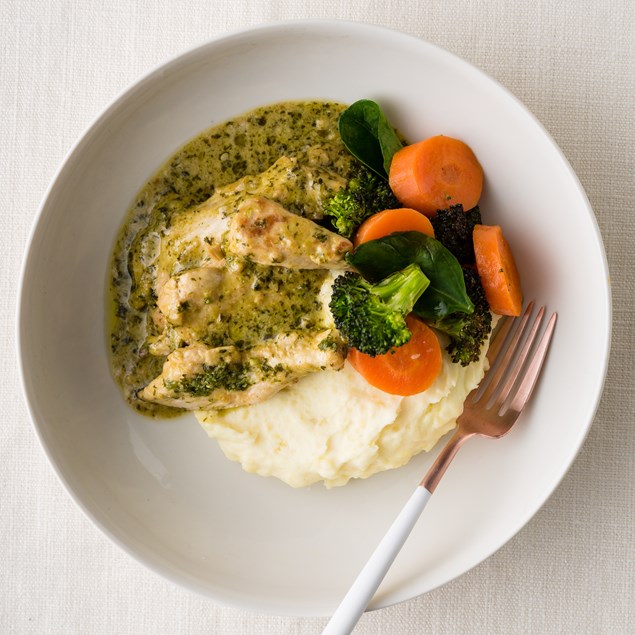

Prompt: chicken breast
xmin=225 ymin=197 xmax=352 ymax=269
xmin=140 ymin=152 xmax=353 ymax=408
xmin=140 ymin=331 xmax=346 ymax=410
xmin=148 ymin=263 xmax=338 ymax=356
xmin=155 ymin=156 xmax=347 ymax=289
xmin=156 ymin=267 xmax=225 ymax=326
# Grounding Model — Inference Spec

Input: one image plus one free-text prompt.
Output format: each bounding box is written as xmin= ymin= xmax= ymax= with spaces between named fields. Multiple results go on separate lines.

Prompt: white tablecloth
xmin=2 ymin=1 xmax=633 ymax=633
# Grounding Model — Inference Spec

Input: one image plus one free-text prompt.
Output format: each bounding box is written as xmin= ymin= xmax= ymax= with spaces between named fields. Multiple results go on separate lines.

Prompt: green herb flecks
xmin=164 ymin=361 xmax=252 ymax=396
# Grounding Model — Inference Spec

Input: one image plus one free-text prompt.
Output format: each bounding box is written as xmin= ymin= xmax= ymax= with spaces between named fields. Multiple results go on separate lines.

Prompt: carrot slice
xmin=354 ymin=208 xmax=435 ymax=247
xmin=473 ymin=224 xmax=522 ymax=316
xmin=348 ymin=315 xmax=442 ymax=396
xmin=388 ymin=136 xmax=483 ymax=217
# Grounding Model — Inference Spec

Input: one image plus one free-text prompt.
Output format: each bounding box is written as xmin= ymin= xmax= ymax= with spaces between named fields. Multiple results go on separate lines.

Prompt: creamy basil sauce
xmin=109 ymin=101 xmax=351 ymax=416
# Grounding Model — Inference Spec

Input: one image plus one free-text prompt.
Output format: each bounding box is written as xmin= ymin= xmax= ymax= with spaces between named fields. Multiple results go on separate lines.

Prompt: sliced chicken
xmin=149 ymin=263 xmax=336 ymax=355
xmin=140 ymin=331 xmax=346 ymax=410
xmin=155 ymin=156 xmax=347 ymax=289
xmin=225 ymin=197 xmax=352 ymax=269
xmin=142 ymin=154 xmax=352 ymax=396
xmin=156 ymin=267 xmax=224 ymax=326
xmin=244 ymin=154 xmax=347 ymax=221
xmin=154 ymin=210 xmax=228 ymax=293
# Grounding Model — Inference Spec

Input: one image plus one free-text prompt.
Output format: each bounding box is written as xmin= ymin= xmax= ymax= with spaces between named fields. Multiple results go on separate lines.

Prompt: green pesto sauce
xmin=163 ymin=360 xmax=253 ymax=396
xmin=170 ymin=260 xmax=327 ymax=349
xmin=109 ymin=100 xmax=350 ymax=417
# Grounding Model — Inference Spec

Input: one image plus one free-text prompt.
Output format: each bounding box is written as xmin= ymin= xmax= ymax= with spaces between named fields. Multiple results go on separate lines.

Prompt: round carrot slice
xmin=354 ymin=208 xmax=435 ymax=247
xmin=348 ymin=315 xmax=442 ymax=396
xmin=473 ymin=224 xmax=522 ymax=316
xmin=389 ymin=135 xmax=483 ymax=217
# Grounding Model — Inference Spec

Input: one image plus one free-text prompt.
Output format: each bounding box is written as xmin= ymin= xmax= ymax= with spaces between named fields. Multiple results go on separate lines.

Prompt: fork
xmin=323 ymin=302 xmax=557 ymax=635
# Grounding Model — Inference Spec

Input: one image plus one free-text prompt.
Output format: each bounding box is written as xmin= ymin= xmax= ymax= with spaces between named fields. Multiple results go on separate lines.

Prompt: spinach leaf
xmin=347 ymin=231 xmax=474 ymax=319
xmin=376 ymin=112 xmax=404 ymax=175
xmin=338 ymin=99 xmax=404 ymax=179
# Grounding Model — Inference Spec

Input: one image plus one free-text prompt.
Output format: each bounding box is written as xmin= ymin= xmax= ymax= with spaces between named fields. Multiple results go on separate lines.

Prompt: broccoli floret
xmin=430 ymin=204 xmax=482 ymax=264
xmin=329 ymin=263 xmax=429 ymax=357
xmin=323 ymin=166 xmax=400 ymax=238
xmin=429 ymin=267 xmax=492 ymax=366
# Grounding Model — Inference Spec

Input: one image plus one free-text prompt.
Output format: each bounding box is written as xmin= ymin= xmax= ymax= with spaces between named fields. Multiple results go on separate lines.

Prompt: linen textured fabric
xmin=1 ymin=1 xmax=633 ymax=633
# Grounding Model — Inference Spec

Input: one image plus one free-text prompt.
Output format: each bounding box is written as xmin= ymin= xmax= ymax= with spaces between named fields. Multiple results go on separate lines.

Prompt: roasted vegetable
xmin=329 ymin=263 xmax=429 ymax=357
xmin=430 ymin=204 xmax=482 ymax=264
xmin=346 ymin=231 xmax=474 ymax=320
xmin=323 ymin=166 xmax=401 ymax=238
xmin=428 ymin=267 xmax=492 ymax=366
xmin=389 ymin=137 xmax=483 ymax=216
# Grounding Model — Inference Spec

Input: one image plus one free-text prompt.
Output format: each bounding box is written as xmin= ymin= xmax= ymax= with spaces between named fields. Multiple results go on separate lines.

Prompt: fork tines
xmin=476 ymin=303 xmax=557 ymax=416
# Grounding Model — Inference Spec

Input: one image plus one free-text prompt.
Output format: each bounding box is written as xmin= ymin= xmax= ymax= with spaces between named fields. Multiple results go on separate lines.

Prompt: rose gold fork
xmin=323 ymin=303 xmax=557 ymax=635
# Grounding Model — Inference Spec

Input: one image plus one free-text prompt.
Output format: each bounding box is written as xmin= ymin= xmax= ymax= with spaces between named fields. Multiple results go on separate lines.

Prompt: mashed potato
xmin=195 ymin=333 xmax=492 ymax=488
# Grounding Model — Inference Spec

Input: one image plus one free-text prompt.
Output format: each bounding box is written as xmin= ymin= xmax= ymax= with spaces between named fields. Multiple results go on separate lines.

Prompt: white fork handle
xmin=322 ymin=486 xmax=432 ymax=635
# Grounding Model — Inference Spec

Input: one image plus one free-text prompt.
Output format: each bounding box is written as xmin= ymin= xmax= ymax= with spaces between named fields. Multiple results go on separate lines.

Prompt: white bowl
xmin=18 ymin=21 xmax=610 ymax=616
